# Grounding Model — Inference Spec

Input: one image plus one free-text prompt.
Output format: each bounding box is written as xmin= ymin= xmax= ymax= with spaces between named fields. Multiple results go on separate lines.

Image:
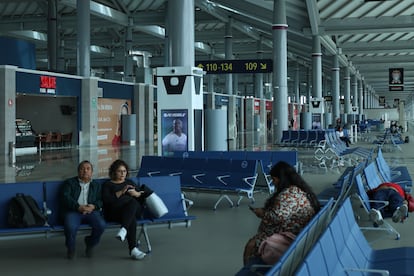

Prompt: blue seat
xmin=354 ymin=173 xmax=400 ymax=240
xmin=0 ymin=182 xmax=52 ymax=239
xmin=136 ymin=176 xmax=196 ymax=225
xmin=376 ymin=148 xmax=412 ymax=188
xmin=297 ymin=197 xmax=414 ymax=275
xmin=137 ymin=155 xmax=165 ymax=177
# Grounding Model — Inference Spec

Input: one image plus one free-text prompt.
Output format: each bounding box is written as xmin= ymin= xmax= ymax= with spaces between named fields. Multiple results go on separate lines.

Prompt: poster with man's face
xmin=161 ymin=109 xmax=188 ymax=156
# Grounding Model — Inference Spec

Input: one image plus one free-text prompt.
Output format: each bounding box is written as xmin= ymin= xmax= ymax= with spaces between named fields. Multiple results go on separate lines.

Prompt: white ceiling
xmin=1 ymin=0 xmax=414 ymax=106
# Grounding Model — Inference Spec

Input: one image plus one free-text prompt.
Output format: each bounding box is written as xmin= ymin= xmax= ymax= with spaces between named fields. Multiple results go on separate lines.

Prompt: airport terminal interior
xmin=2 ymin=1 xmax=414 ymax=276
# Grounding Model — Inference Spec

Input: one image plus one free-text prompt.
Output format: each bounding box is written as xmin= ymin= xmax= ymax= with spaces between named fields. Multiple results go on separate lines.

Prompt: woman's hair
xmin=264 ymin=161 xmax=320 ymax=212
xmin=108 ymin=159 xmax=129 ymax=179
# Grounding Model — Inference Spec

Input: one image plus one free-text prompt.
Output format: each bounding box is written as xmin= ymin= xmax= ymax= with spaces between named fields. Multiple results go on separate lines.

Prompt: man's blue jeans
xmin=371 ymin=189 xmax=404 ymax=217
xmin=64 ymin=210 xmax=106 ymax=251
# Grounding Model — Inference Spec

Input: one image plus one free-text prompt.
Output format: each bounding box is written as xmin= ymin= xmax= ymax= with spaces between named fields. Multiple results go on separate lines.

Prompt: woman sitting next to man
xmin=242 ymin=161 xmax=320 ymax=266
xmin=102 ymin=159 xmax=147 ymax=260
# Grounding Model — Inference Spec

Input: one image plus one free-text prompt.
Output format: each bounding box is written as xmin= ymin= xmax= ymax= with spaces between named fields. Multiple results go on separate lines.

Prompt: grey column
xmin=134 ymin=84 xmax=146 ymax=146
xmin=294 ymin=62 xmax=300 ymax=104
xmin=359 ymin=78 xmax=364 ymax=115
xmin=255 ymin=37 xmax=264 ymax=99
xmin=306 ymin=67 xmax=312 ymax=110
xmin=80 ymin=78 xmax=98 ymax=146
xmin=124 ymin=19 xmax=134 ymax=82
xmin=343 ymin=67 xmax=351 ymax=114
xmin=57 ymin=39 xmax=65 ymax=72
xmin=207 ymin=53 xmax=215 ymax=92
xmin=164 ymin=2 xmax=172 ymax=67
xmin=312 ymin=36 xmax=322 ymax=98
xmin=48 ymin=0 xmax=58 ymax=71
xmin=272 ymin=0 xmax=288 ymax=143
xmin=233 ymin=74 xmax=239 ymax=95
xmin=332 ymin=55 xmax=340 ymax=123
xmin=169 ymin=0 xmax=194 ymax=67
xmin=0 ymin=66 xmax=16 ymax=158
xmin=145 ymin=85 xmax=155 ymax=155
xmin=77 ymin=0 xmax=90 ymax=77
xmin=352 ymin=74 xmax=358 ymax=107
xmin=225 ymin=17 xmax=233 ymax=95
xmin=107 ymin=50 xmax=115 ymax=80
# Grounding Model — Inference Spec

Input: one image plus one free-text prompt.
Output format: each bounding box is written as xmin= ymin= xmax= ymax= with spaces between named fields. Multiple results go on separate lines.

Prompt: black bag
xmin=7 ymin=193 xmax=47 ymax=228
xmin=405 ymin=136 xmax=409 ymax=143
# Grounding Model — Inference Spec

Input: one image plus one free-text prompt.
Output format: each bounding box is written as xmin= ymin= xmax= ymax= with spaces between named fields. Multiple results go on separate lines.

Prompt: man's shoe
xmin=392 ymin=204 xmax=408 ymax=223
xmin=67 ymin=249 xmax=76 ymax=260
xmin=116 ymin=227 xmax=127 ymax=242
xmin=369 ymin=208 xmax=384 ymax=226
xmin=130 ymin=247 xmax=146 ymax=260
xmin=84 ymin=236 xmax=94 ymax=258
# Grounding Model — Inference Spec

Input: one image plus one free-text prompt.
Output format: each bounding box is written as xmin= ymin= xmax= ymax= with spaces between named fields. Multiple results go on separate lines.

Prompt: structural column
xmin=312 ymin=36 xmax=322 ymax=98
xmin=331 ymin=55 xmax=340 ymax=123
xmin=0 ymin=65 xmax=16 ymax=158
xmin=272 ymin=0 xmax=288 ymax=143
xmin=294 ymin=62 xmax=300 ymax=104
xmin=225 ymin=17 xmax=233 ymax=95
xmin=343 ymin=67 xmax=351 ymax=116
xmin=359 ymin=78 xmax=364 ymax=116
xmin=169 ymin=0 xmax=195 ymax=67
xmin=255 ymin=37 xmax=264 ymax=99
xmin=48 ymin=0 xmax=58 ymax=71
xmin=77 ymin=0 xmax=90 ymax=77
xmin=352 ymin=74 xmax=358 ymax=107
xmin=124 ymin=19 xmax=134 ymax=82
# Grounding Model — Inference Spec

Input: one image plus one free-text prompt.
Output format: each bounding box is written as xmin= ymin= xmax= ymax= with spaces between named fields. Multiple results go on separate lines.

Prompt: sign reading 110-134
xmin=196 ymin=59 xmax=273 ymax=74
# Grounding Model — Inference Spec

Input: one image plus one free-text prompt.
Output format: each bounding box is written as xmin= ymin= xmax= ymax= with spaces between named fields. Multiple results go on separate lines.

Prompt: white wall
xmin=364 ymin=108 xmax=399 ymax=121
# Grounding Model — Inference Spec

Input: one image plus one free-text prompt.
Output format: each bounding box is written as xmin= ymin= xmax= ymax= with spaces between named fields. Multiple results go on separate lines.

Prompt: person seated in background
xmin=336 ymin=126 xmax=352 ymax=147
xmin=241 ymin=161 xmax=320 ymax=266
xmin=60 ymin=160 xmax=106 ymax=259
xmin=368 ymin=182 xmax=410 ymax=226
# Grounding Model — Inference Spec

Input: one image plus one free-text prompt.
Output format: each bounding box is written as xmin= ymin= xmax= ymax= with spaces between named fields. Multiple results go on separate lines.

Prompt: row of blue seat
xmin=0 ymin=176 xmax=195 ymax=253
xmin=138 ymin=156 xmax=259 ymax=210
xmin=279 ymin=130 xmax=326 ymax=148
xmin=296 ymin=197 xmax=414 ymax=275
xmin=239 ymin=146 xmax=413 ymax=275
xmin=174 ymin=150 xmax=298 ymax=194
xmin=137 ymin=151 xmax=298 ymax=209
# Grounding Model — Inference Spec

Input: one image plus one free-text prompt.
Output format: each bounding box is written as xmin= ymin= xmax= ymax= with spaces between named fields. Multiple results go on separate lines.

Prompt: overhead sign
xmin=196 ymin=59 xmax=273 ymax=74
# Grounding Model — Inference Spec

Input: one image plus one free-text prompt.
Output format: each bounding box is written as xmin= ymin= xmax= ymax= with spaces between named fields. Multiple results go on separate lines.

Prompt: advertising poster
xmin=389 ymin=68 xmax=404 ymax=91
xmin=97 ymin=98 xmax=131 ymax=146
xmin=161 ymin=109 xmax=188 ymax=156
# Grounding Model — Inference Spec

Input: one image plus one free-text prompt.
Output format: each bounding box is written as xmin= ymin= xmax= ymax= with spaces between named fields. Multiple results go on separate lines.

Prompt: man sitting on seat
xmin=367 ymin=182 xmax=409 ymax=225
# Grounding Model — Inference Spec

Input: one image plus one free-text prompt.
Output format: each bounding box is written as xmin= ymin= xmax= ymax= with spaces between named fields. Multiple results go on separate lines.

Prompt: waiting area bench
xmin=235 ymin=198 xmax=335 ymax=276
xmin=296 ymin=197 xmax=414 ymax=275
xmin=0 ymin=176 xmax=195 ymax=253
xmin=138 ymin=155 xmax=259 ymax=210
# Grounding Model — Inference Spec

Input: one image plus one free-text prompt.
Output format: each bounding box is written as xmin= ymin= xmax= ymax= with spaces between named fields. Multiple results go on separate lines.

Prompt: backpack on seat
xmin=7 ymin=193 xmax=47 ymax=228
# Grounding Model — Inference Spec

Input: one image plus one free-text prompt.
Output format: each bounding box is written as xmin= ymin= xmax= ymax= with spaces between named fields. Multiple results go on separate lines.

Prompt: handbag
xmin=258 ymin=232 xmax=296 ymax=265
xmin=145 ymin=192 xmax=169 ymax=218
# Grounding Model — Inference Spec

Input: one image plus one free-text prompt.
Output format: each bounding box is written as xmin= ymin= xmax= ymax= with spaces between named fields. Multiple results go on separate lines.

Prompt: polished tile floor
xmin=1 ymin=127 xmax=414 ymax=276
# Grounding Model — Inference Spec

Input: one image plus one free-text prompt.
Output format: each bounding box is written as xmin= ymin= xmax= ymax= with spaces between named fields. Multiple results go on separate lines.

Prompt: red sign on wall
xmin=40 ymin=76 xmax=56 ymax=94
